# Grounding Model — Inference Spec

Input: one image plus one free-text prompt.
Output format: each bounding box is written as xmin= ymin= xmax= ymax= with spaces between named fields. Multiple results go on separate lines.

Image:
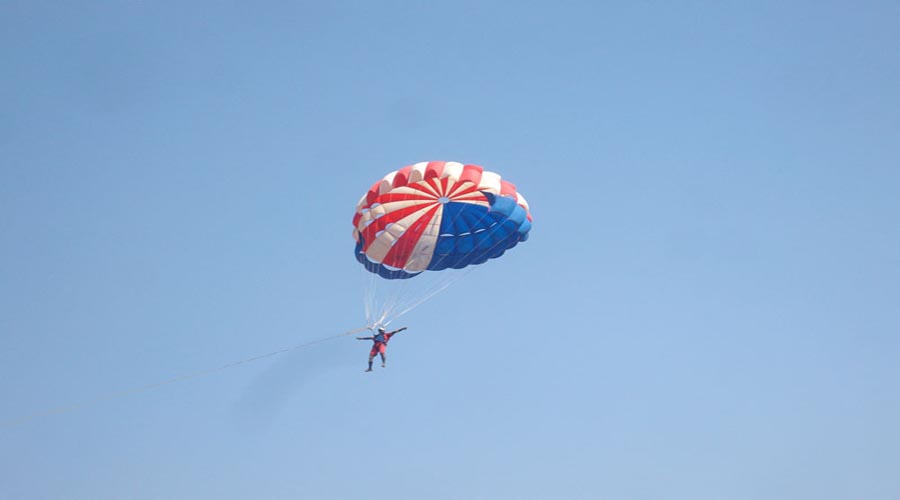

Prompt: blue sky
xmin=2 ymin=2 xmax=899 ymax=499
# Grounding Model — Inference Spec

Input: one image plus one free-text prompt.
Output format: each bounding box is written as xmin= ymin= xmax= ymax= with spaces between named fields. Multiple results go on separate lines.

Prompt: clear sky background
xmin=2 ymin=2 xmax=899 ymax=499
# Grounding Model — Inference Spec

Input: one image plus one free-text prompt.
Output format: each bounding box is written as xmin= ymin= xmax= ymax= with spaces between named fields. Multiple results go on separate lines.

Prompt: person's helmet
xmin=377 ymin=327 xmax=386 ymax=333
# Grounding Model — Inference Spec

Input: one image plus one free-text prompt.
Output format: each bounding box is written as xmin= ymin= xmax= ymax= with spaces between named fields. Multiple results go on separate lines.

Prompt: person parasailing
xmin=357 ymin=326 xmax=407 ymax=372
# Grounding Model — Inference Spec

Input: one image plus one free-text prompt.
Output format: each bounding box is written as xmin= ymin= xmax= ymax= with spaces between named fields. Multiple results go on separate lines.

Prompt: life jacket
xmin=373 ymin=332 xmax=387 ymax=344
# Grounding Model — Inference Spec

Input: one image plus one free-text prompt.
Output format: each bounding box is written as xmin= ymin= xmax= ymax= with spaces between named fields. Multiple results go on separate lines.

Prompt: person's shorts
xmin=369 ymin=343 xmax=386 ymax=356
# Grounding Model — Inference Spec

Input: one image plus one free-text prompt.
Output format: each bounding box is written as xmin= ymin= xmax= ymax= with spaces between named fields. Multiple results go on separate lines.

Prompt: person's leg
xmin=379 ymin=345 xmax=387 ymax=367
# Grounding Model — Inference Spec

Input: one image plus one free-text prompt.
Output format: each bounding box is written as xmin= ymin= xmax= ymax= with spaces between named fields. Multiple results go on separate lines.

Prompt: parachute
xmin=352 ymin=161 xmax=532 ymax=327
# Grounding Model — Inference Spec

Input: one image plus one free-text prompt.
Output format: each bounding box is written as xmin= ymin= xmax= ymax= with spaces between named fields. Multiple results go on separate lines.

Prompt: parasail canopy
xmin=352 ymin=161 xmax=532 ymax=280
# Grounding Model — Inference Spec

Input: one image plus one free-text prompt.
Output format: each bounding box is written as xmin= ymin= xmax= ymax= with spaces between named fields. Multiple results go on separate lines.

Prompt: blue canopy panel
xmin=428 ymin=192 xmax=530 ymax=270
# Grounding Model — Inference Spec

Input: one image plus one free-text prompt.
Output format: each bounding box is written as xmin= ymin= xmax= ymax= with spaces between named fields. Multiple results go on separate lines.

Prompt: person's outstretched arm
xmin=356 ymin=336 xmax=374 ymax=340
xmin=389 ymin=327 xmax=407 ymax=335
